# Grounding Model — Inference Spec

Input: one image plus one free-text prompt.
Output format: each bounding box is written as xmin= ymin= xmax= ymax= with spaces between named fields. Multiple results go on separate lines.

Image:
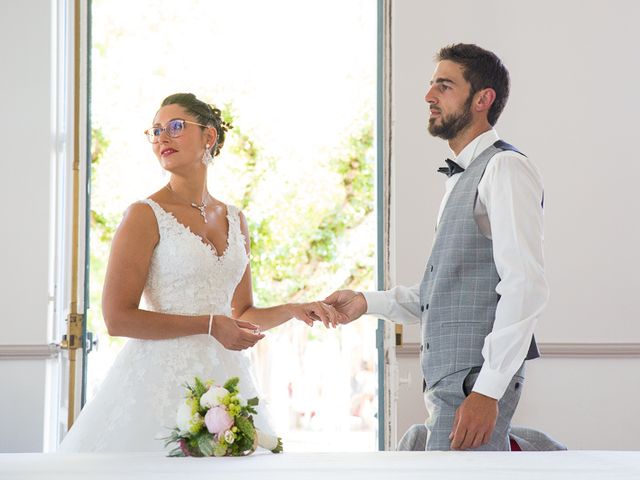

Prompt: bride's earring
xmin=201 ymin=144 xmax=214 ymax=166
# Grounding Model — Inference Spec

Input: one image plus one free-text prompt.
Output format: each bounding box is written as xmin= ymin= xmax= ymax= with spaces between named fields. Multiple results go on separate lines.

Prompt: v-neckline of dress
xmin=147 ymin=198 xmax=232 ymax=260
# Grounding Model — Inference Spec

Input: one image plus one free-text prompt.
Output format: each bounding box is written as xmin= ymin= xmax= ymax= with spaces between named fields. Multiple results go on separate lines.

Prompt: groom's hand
xmin=211 ymin=316 xmax=265 ymax=351
xmin=449 ymin=392 xmax=499 ymax=450
xmin=324 ymin=290 xmax=367 ymax=325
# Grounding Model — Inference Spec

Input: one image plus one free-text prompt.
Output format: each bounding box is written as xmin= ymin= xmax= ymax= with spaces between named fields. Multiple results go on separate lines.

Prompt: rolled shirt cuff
xmin=471 ymin=365 xmax=514 ymax=400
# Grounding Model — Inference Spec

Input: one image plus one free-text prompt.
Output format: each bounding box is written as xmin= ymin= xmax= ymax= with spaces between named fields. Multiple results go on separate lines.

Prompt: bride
xmin=59 ymin=93 xmax=338 ymax=452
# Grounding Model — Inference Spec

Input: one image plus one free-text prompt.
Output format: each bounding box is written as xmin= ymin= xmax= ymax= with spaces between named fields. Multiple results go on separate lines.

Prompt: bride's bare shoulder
xmin=115 ymin=200 xmax=160 ymax=242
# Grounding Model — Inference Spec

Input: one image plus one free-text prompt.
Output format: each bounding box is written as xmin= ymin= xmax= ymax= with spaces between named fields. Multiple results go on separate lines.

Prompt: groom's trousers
xmin=423 ymin=363 xmax=525 ymax=451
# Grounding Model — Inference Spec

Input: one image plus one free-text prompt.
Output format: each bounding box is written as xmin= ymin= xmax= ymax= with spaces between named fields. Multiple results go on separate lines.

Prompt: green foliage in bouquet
xmin=164 ymin=376 xmax=282 ymax=457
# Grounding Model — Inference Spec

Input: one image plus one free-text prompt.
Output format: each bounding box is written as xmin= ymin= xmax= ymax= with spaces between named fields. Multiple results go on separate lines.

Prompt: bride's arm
xmin=231 ymin=211 xmax=339 ymax=331
xmin=102 ymin=203 xmax=263 ymax=350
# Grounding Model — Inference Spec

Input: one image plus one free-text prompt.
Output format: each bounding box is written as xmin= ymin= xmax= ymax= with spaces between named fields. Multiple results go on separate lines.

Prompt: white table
xmin=1 ymin=451 xmax=639 ymax=480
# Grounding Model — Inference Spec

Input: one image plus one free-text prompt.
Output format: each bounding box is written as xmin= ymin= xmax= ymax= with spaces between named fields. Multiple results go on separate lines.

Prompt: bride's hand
xmin=210 ymin=316 xmax=265 ymax=351
xmin=287 ymin=302 xmax=340 ymax=328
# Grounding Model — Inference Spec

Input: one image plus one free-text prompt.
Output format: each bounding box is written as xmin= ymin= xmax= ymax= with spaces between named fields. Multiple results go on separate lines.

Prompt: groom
xmin=325 ymin=43 xmax=548 ymax=451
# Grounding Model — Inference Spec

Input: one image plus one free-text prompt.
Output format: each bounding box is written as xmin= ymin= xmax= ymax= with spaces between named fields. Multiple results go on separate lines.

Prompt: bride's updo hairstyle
xmin=160 ymin=93 xmax=232 ymax=157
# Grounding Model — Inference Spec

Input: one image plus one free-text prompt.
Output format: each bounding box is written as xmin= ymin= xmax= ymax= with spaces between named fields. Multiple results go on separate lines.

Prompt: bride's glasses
xmin=144 ymin=118 xmax=209 ymax=144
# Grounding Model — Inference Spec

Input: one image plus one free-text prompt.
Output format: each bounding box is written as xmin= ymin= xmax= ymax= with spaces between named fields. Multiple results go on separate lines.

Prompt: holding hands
xmin=286 ymin=302 xmax=342 ymax=328
xmin=228 ymin=291 xmax=368 ymax=345
xmin=285 ymin=290 xmax=367 ymax=329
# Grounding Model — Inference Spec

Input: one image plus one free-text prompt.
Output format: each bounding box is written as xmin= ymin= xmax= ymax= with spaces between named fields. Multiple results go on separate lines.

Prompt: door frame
xmin=376 ymin=0 xmax=395 ymax=451
xmin=53 ymin=0 xmax=91 ymax=443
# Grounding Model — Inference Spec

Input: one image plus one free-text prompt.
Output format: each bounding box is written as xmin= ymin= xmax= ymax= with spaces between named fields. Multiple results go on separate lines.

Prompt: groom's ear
xmin=474 ymin=88 xmax=496 ymax=114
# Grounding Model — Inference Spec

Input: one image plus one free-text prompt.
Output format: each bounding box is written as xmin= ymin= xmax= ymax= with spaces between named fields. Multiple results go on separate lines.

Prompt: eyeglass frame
xmin=144 ymin=118 xmax=213 ymax=144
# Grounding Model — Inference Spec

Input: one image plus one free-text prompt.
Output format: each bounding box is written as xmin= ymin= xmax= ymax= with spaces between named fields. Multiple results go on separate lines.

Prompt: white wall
xmin=390 ymin=0 xmax=640 ymax=450
xmin=0 ymin=0 xmax=57 ymax=452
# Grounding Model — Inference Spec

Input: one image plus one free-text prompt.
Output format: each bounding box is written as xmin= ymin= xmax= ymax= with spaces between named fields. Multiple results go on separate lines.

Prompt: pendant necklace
xmin=165 ymin=184 xmax=208 ymax=223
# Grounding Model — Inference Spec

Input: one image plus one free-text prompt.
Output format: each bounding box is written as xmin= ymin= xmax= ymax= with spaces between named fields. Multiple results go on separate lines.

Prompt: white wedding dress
xmin=59 ymin=199 xmax=274 ymax=452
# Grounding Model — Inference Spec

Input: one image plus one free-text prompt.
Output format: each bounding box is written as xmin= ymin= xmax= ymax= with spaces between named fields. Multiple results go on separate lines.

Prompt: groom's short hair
xmin=436 ymin=43 xmax=510 ymax=126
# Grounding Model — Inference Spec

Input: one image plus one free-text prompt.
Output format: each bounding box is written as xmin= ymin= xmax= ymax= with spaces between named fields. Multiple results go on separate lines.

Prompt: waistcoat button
xmin=420 ymin=305 xmax=424 ymax=312
xmin=430 ymin=265 xmax=434 ymax=272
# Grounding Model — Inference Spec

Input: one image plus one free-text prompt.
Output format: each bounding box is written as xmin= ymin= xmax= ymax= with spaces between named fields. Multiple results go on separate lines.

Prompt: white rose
xmin=224 ymin=430 xmax=235 ymax=444
xmin=256 ymin=429 xmax=279 ymax=451
xmin=200 ymin=386 xmax=230 ymax=409
xmin=176 ymin=401 xmax=194 ymax=435
xmin=177 ymin=399 xmax=204 ymax=435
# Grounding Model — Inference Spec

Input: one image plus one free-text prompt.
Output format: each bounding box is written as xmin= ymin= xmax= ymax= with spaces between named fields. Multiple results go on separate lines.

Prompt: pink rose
xmin=204 ymin=406 xmax=234 ymax=435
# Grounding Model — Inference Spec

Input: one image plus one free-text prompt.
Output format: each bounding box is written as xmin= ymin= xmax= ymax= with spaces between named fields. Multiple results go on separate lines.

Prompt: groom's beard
xmin=428 ymin=94 xmax=474 ymax=140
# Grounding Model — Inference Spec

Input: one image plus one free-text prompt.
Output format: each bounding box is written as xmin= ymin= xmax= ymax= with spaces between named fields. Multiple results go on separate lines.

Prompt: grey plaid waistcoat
xmin=419 ymin=140 xmax=540 ymax=391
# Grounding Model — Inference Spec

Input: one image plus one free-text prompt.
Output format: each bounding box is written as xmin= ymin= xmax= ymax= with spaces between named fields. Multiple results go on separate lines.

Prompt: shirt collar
xmin=451 ymin=129 xmax=500 ymax=170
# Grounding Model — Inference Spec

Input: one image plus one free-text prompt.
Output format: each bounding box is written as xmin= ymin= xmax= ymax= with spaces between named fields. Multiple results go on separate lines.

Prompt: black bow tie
xmin=437 ymin=158 xmax=465 ymax=177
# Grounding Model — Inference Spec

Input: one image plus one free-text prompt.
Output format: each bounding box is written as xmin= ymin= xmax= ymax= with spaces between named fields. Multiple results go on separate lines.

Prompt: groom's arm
xmin=450 ymin=152 xmax=548 ymax=450
xmin=325 ymin=284 xmax=422 ymax=326
xmin=363 ymin=284 xmax=422 ymax=326
xmin=473 ymin=152 xmax=548 ymax=400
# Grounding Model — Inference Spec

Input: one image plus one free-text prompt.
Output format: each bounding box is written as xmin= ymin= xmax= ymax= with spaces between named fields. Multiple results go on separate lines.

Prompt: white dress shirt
xmin=364 ymin=129 xmax=549 ymax=400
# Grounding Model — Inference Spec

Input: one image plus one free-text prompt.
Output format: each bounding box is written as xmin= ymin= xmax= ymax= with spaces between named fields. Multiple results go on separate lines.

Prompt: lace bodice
xmin=141 ymin=199 xmax=249 ymax=317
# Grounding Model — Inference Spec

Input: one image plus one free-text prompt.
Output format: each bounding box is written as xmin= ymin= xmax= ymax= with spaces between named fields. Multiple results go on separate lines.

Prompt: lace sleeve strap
xmin=135 ymin=199 xmax=165 ymax=233
xmin=225 ymin=204 xmax=239 ymax=226
xmin=226 ymin=204 xmax=249 ymax=251
xmin=137 ymin=198 xmax=161 ymax=216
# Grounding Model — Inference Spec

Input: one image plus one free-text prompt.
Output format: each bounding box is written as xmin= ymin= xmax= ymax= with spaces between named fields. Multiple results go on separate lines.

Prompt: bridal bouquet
xmin=164 ymin=376 xmax=283 ymax=457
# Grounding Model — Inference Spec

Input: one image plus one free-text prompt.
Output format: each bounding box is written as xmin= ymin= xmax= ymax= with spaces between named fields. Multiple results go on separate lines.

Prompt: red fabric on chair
xmin=510 ymin=437 xmax=522 ymax=451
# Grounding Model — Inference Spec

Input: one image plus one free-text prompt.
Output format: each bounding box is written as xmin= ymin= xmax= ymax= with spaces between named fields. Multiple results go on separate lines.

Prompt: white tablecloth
xmin=1 ymin=451 xmax=639 ymax=480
